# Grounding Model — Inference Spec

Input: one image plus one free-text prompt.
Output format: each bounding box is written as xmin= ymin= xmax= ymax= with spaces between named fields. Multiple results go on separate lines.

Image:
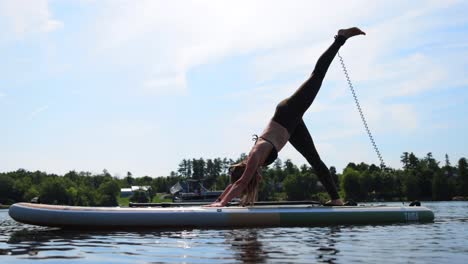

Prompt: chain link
xmin=337 ymin=52 xmax=386 ymax=169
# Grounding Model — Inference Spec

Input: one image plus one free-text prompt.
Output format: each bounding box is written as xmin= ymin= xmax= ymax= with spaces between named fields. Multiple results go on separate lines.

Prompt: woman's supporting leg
xmin=288 ymin=120 xmax=340 ymax=200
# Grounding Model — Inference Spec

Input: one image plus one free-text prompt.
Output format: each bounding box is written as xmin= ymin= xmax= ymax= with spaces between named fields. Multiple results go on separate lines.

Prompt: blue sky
xmin=1 ymin=0 xmax=467 ymax=177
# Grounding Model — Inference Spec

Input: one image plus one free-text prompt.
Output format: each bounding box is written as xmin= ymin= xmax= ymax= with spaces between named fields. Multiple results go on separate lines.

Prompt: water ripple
xmin=1 ymin=202 xmax=468 ymax=263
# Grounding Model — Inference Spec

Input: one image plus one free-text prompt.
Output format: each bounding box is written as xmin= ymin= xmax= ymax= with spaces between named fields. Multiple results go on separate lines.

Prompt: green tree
xmin=67 ymin=186 xmax=78 ymax=205
xmin=75 ymin=187 xmax=98 ymax=206
xmin=23 ymin=186 xmax=40 ymax=202
xmin=401 ymin=152 xmax=410 ymax=170
xmin=136 ymin=176 xmax=153 ymax=186
xmin=214 ymin=174 xmax=230 ymax=191
xmin=404 ymin=170 xmax=420 ymax=201
xmin=393 ymin=170 xmax=405 ymax=201
xmin=359 ymin=171 xmax=373 ymax=200
xmin=64 ymin=171 xmax=79 ymax=183
xmin=258 ymin=175 xmax=276 ymax=201
xmin=383 ymin=172 xmax=397 ymax=199
xmin=125 ymin=171 xmax=134 ymax=186
xmin=204 ymin=159 xmax=221 ymax=189
xmin=0 ymin=174 xmax=16 ymax=204
xmin=341 ymin=168 xmax=362 ymax=201
xmin=372 ymin=171 xmax=384 ymax=196
xmin=192 ymin=158 xmax=206 ymax=180
xmin=424 ymin=152 xmax=439 ymax=171
xmin=432 ymin=172 xmax=449 ymax=200
xmin=284 ymin=159 xmax=299 ymax=176
xmin=39 ymin=178 xmax=72 ymax=205
xmin=283 ymin=171 xmax=317 ymax=200
xmin=177 ymin=159 xmax=192 ymax=178
xmin=408 ymin=153 xmax=419 ymax=169
xmin=13 ymin=177 xmax=32 ymax=201
xmin=346 ymin=162 xmax=358 ymax=171
xmin=458 ymin=158 xmax=468 ymax=196
xmin=356 ymin=162 xmax=369 ymax=172
xmin=130 ymin=190 xmax=150 ymax=203
xmin=270 ymin=159 xmax=286 ymax=183
xmin=98 ymin=195 xmax=118 ymax=206
xmin=445 ymin=154 xmax=452 ymax=171
xmin=98 ymin=180 xmax=120 ymax=197
xmin=96 ymin=180 xmax=120 ymax=206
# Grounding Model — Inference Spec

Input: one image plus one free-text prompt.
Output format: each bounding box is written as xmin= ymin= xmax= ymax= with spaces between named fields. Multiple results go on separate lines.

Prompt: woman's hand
xmin=337 ymin=27 xmax=366 ymax=39
xmin=204 ymin=202 xmax=225 ymax=207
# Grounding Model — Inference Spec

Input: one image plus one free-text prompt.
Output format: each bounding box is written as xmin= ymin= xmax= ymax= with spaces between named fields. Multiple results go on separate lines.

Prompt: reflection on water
xmin=1 ymin=202 xmax=468 ymax=263
xmin=221 ymin=227 xmax=342 ymax=263
xmin=2 ymin=226 xmax=344 ymax=263
xmin=225 ymin=230 xmax=267 ymax=263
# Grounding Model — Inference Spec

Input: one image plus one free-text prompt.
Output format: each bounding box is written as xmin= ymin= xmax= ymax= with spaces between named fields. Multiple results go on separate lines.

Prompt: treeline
xmin=341 ymin=153 xmax=468 ymax=201
xmin=1 ymin=152 xmax=467 ymax=206
xmin=173 ymin=153 xmax=468 ymax=202
xmin=0 ymin=169 xmax=179 ymax=206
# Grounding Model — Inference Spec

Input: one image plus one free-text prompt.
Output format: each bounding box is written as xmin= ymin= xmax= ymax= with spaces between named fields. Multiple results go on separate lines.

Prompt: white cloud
xmin=29 ymin=105 xmax=49 ymax=119
xmin=0 ymin=0 xmax=63 ymax=40
xmin=41 ymin=19 xmax=63 ymax=33
xmin=386 ymin=104 xmax=419 ymax=131
xmin=143 ymin=72 xmax=187 ymax=96
xmin=87 ymin=1 xmax=387 ymax=93
xmin=55 ymin=1 xmax=465 ymax=102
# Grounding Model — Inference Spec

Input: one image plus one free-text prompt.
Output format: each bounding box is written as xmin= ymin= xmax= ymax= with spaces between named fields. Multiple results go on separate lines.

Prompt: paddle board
xmin=8 ymin=202 xmax=435 ymax=229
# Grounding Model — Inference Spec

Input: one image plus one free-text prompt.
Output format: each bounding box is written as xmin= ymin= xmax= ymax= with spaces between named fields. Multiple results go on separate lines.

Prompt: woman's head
xmin=229 ymin=161 xmax=261 ymax=206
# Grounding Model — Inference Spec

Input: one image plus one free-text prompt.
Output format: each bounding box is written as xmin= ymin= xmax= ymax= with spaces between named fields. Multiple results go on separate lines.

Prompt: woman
xmin=208 ymin=27 xmax=366 ymax=207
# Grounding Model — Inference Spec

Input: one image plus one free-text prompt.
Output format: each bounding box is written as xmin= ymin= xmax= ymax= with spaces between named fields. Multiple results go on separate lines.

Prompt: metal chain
xmin=337 ymin=52 xmax=386 ymax=169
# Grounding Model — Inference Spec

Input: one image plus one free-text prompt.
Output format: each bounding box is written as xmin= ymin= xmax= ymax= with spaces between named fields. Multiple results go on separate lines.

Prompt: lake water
xmin=1 ymin=202 xmax=467 ymax=263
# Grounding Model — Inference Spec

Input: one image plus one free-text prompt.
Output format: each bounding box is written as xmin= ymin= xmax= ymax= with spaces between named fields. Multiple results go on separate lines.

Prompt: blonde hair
xmin=229 ymin=162 xmax=262 ymax=206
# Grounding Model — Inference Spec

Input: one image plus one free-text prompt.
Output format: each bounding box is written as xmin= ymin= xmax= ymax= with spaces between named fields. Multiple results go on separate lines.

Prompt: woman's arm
xmin=206 ymin=152 xmax=262 ymax=207
xmin=214 ymin=183 xmax=233 ymax=202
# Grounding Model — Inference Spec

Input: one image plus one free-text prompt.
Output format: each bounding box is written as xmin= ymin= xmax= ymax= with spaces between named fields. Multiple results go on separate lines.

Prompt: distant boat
xmin=170 ymin=179 xmax=223 ymax=203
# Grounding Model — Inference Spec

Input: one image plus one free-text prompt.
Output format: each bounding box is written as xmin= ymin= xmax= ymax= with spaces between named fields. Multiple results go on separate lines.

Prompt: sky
xmin=1 ymin=0 xmax=467 ymax=177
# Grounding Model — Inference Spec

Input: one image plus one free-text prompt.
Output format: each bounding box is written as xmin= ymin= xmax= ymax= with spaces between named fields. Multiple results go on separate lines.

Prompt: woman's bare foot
xmin=325 ymin=199 xmax=344 ymax=206
xmin=337 ymin=27 xmax=366 ymax=39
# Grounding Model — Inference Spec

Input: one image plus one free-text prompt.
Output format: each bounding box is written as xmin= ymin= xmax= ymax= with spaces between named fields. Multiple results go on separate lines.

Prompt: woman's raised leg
xmin=272 ymin=28 xmax=365 ymax=133
xmin=285 ymin=35 xmax=346 ymax=116
xmin=272 ymin=35 xmax=347 ymax=132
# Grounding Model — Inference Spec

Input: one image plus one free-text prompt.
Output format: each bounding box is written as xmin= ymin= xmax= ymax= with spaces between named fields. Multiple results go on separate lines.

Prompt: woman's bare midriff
xmin=259 ymin=120 xmax=290 ymax=152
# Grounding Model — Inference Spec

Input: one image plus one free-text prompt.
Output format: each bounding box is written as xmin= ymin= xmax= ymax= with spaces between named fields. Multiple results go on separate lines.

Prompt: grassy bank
xmin=0 ymin=205 xmax=10 ymax=209
xmin=152 ymin=193 xmax=173 ymax=203
xmin=118 ymin=193 xmax=172 ymax=206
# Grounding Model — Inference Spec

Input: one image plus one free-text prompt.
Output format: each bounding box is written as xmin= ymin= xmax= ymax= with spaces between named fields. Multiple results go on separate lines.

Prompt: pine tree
xmin=458 ymin=158 xmax=468 ymax=196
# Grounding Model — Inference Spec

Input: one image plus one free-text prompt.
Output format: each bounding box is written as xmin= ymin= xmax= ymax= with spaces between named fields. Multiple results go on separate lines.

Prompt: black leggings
xmin=272 ymin=35 xmax=346 ymax=200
